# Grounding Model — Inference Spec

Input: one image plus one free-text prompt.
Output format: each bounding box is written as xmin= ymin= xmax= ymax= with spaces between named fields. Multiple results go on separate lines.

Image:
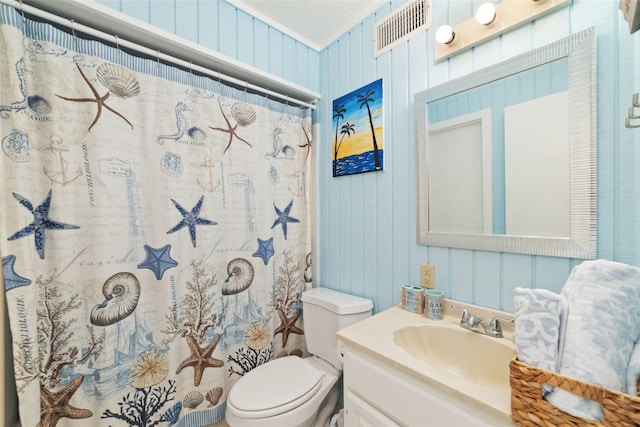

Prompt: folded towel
xmin=626 ymin=340 xmax=640 ymax=396
xmin=514 ymin=287 xmax=566 ymax=395
xmin=546 ymin=259 xmax=640 ymax=421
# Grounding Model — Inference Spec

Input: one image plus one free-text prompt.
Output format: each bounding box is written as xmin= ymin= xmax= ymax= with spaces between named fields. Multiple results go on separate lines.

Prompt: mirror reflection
xmin=415 ymin=28 xmax=596 ymax=258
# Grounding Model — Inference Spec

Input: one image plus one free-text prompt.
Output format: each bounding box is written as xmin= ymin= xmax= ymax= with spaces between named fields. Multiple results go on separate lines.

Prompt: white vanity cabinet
xmin=342 ymin=345 xmax=515 ymax=427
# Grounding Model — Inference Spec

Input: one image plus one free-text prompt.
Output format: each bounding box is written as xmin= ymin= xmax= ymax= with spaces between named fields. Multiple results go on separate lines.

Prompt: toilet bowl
xmin=225 ymin=356 xmax=340 ymax=427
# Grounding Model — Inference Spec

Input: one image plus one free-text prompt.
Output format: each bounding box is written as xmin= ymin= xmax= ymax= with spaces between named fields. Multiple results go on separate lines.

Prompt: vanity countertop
xmin=336 ymin=301 xmax=516 ymax=421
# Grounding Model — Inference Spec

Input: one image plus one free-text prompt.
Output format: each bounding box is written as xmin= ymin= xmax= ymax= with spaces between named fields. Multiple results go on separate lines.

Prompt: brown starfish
xmin=39 ymin=376 xmax=92 ymax=427
xmin=274 ymin=307 xmax=304 ymax=347
xmin=298 ymin=123 xmax=313 ymax=160
xmin=56 ymin=63 xmax=134 ymax=132
xmin=176 ymin=335 xmax=224 ymax=386
xmin=209 ymin=100 xmax=252 ymax=153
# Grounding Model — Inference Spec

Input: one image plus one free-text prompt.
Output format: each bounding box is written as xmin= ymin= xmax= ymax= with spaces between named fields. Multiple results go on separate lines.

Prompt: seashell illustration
xmin=95 ymin=63 xmax=141 ymax=99
xmin=304 ymin=252 xmax=312 ymax=283
xmin=267 ymin=166 xmax=279 ymax=184
xmin=130 ymin=349 xmax=169 ymax=389
xmin=183 ymin=390 xmax=205 ymax=409
xmin=206 ymin=387 xmax=223 ymax=407
xmin=164 ymin=401 xmax=182 ymax=425
xmin=222 ymin=258 xmax=254 ymax=295
xmin=90 ymin=272 xmax=141 ymax=326
xmin=230 ymin=102 xmax=257 ymax=127
xmin=27 ymin=95 xmax=52 ymax=115
xmin=188 ymin=127 xmax=206 ymax=141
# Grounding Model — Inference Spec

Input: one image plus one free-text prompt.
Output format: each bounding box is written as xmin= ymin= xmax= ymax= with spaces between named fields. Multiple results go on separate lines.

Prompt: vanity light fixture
xmin=435 ymin=25 xmax=455 ymax=45
xmin=434 ymin=0 xmax=570 ymax=62
xmin=475 ymin=2 xmax=496 ymax=26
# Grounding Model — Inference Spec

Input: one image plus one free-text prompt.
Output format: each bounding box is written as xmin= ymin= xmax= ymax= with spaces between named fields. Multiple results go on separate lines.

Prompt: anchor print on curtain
xmin=0 ymin=4 xmax=313 ymax=426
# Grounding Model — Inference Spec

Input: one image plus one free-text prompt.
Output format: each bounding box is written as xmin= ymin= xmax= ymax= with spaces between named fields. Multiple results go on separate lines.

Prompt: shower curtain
xmin=0 ymin=4 xmax=313 ymax=426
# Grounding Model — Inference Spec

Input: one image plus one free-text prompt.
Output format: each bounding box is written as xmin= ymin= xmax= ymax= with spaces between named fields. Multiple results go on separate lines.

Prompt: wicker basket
xmin=510 ymin=353 xmax=640 ymax=427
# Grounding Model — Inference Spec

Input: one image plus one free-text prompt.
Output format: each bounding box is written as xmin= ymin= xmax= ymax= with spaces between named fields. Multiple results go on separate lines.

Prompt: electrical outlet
xmin=420 ymin=264 xmax=435 ymax=289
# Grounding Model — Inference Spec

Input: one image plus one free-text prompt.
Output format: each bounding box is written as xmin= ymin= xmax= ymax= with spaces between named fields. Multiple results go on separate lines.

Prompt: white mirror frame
xmin=416 ymin=28 xmax=596 ymax=258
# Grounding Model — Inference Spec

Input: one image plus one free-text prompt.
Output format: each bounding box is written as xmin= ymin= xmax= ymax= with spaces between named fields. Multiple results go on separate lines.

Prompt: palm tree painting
xmin=332 ymin=78 xmax=383 ymax=176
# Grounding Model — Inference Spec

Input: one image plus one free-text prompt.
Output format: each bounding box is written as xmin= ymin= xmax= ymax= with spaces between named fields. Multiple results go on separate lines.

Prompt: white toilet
xmin=225 ymin=287 xmax=373 ymax=427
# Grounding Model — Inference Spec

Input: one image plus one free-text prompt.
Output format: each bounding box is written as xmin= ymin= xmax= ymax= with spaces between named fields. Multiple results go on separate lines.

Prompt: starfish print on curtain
xmin=137 ymin=244 xmax=179 ymax=280
xmin=176 ymin=335 xmax=224 ymax=387
xmin=274 ymin=307 xmax=304 ymax=347
xmin=7 ymin=190 xmax=79 ymax=259
xmin=2 ymin=255 xmax=31 ymax=291
xmin=166 ymin=196 xmax=217 ymax=248
xmin=271 ymin=200 xmax=299 ymax=240
xmin=39 ymin=376 xmax=92 ymax=427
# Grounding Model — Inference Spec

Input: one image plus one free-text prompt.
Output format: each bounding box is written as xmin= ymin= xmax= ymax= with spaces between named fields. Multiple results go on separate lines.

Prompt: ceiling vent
xmin=374 ymin=0 xmax=432 ymax=57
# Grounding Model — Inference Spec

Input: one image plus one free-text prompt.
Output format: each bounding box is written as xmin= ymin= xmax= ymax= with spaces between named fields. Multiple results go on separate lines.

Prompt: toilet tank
xmin=301 ymin=287 xmax=373 ymax=370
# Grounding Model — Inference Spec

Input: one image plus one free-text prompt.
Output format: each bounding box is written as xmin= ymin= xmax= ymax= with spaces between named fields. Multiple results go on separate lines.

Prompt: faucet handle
xmin=487 ymin=316 xmax=514 ymax=338
xmin=451 ymin=305 xmax=469 ymax=323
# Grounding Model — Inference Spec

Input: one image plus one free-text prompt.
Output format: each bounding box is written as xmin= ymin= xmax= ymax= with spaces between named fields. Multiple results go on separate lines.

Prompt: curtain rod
xmin=0 ymin=0 xmax=318 ymax=110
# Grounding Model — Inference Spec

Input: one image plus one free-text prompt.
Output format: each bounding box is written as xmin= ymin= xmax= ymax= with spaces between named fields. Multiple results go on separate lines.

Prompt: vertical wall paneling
xmin=149 ymin=0 xmax=175 ymax=34
xmin=283 ymin=36 xmax=297 ymax=83
xmin=321 ymin=43 xmax=340 ymax=293
xmin=359 ymin=14 xmax=381 ymax=306
xmin=347 ymin=27 xmax=365 ymax=301
xmin=253 ymin=20 xmax=270 ymax=73
xmin=236 ymin=11 xmax=255 ymax=66
xmin=197 ymin=0 xmax=219 ymax=52
xmin=474 ymin=251 xmax=502 ymax=309
xmin=268 ymin=27 xmax=284 ymax=77
xmin=120 ymin=1 xmax=149 ymax=25
xmin=390 ymin=43 xmax=412 ymax=298
xmin=335 ymin=36 xmax=353 ymax=298
xmin=175 ymin=0 xmax=198 ymax=44
xmin=501 ymin=254 xmax=532 ymax=312
xmin=295 ymin=43 xmax=309 ymax=102
xmin=218 ymin=1 xmax=238 ymax=59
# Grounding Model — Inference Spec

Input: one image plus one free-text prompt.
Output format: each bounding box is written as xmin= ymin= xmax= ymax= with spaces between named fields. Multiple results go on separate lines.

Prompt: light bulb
xmin=475 ymin=2 xmax=496 ymax=25
xmin=435 ymin=25 xmax=455 ymax=45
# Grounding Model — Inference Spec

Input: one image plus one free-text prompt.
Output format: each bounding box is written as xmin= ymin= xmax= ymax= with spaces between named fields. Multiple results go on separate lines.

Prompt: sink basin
xmin=393 ymin=325 xmax=513 ymax=389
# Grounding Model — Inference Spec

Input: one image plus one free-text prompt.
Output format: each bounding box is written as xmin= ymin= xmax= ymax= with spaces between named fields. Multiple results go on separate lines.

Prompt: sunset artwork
xmin=332 ymin=78 xmax=384 ymax=176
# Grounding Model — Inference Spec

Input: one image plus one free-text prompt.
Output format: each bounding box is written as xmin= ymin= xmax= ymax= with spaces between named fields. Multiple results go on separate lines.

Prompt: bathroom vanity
xmin=337 ymin=302 xmax=516 ymax=426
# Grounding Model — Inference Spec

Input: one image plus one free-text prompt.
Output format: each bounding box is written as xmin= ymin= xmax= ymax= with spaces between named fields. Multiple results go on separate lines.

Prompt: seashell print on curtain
xmin=0 ymin=4 xmax=313 ymax=426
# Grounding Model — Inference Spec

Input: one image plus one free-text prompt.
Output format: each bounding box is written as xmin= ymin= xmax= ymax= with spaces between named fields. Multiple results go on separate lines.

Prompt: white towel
xmin=626 ymin=340 xmax=640 ymax=396
xmin=514 ymin=287 xmax=565 ymax=373
xmin=546 ymin=259 xmax=640 ymax=421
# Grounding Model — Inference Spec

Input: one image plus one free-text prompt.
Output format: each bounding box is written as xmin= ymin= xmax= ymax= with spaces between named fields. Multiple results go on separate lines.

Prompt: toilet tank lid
xmin=301 ymin=287 xmax=373 ymax=314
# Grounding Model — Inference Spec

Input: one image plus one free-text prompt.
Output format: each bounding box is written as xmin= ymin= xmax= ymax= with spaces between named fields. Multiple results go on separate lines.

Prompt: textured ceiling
xmin=227 ymin=0 xmax=387 ymax=50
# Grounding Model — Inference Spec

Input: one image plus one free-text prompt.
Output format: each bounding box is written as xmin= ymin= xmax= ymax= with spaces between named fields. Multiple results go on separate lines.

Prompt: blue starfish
xmin=2 ymin=255 xmax=31 ymax=291
xmin=7 ymin=190 xmax=80 ymax=259
xmin=252 ymin=237 xmax=275 ymax=265
xmin=167 ymin=196 xmax=217 ymax=248
xmin=137 ymin=244 xmax=179 ymax=280
xmin=271 ymin=200 xmax=299 ymax=240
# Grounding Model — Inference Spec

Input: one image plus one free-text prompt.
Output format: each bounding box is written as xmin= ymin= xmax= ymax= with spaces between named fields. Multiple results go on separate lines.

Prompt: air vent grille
xmin=374 ymin=0 xmax=431 ymax=57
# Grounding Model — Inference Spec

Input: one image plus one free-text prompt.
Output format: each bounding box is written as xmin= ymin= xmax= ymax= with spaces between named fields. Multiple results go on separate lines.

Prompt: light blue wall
xmin=95 ymin=0 xmax=320 ymax=92
xmin=316 ymin=0 xmax=640 ymax=314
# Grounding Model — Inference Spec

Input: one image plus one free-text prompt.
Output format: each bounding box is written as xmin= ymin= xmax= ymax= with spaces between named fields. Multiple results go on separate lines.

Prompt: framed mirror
xmin=415 ymin=28 xmax=596 ymax=258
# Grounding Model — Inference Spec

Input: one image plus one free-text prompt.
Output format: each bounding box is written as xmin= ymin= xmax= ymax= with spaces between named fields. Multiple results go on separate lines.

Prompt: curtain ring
xmin=18 ymin=0 xmax=25 ymax=24
xmin=70 ymin=19 xmax=77 ymax=50
xmin=244 ymin=81 xmax=248 ymax=93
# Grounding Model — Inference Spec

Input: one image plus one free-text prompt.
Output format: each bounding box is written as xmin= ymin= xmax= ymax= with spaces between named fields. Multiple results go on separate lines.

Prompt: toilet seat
xmin=227 ymin=356 xmax=323 ymax=419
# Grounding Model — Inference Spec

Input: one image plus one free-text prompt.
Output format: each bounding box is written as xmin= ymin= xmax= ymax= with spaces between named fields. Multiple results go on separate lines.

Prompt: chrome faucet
xmin=451 ymin=305 xmax=513 ymax=338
